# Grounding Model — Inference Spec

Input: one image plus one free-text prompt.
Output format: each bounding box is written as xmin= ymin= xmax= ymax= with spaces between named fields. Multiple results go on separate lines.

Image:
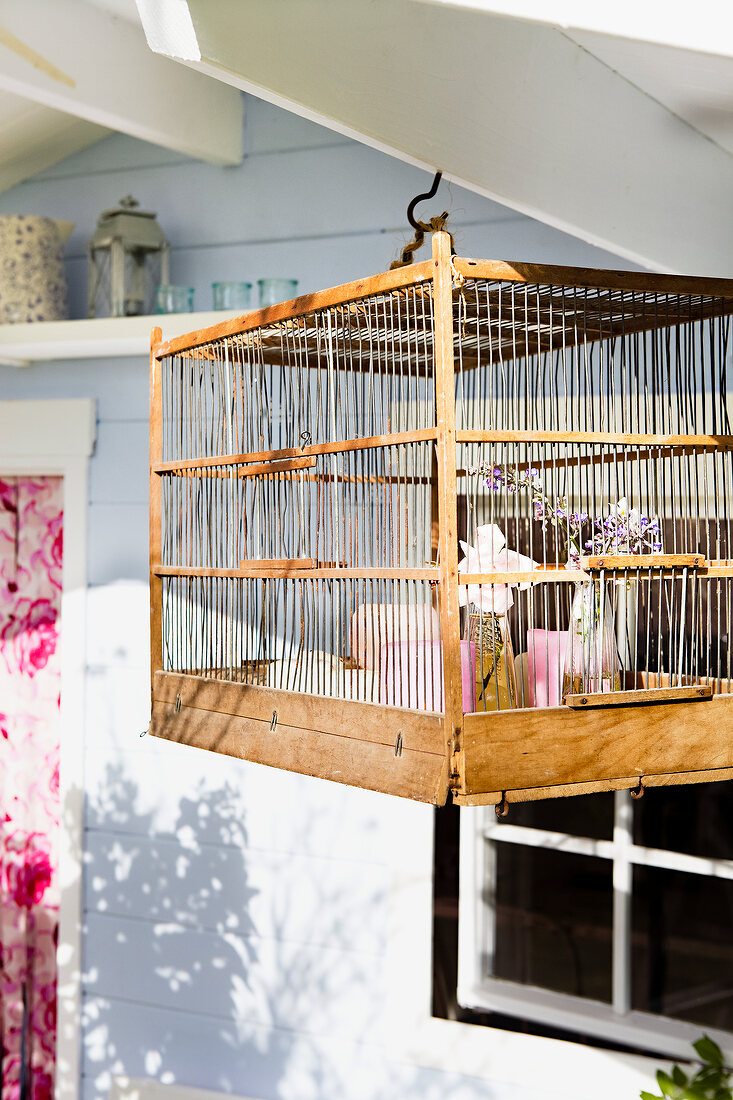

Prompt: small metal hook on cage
xmin=631 ymin=778 xmax=645 ymax=800
xmin=394 ymin=732 xmax=403 ymax=758
xmin=270 ymin=710 xmax=278 ymax=732
xmin=495 ymin=792 xmax=510 ymax=820
xmin=406 ymin=171 xmax=443 ymax=233
xmin=175 ymin=693 xmax=181 ymax=714
xmin=299 ymin=430 xmax=312 ymax=450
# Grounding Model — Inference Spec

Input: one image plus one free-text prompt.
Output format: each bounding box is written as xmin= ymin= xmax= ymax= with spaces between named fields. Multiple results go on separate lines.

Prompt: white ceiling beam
xmin=136 ymin=0 xmax=733 ymax=277
xmin=0 ymin=92 xmax=108 ymax=192
xmin=0 ymin=0 xmax=242 ymax=165
xmin=410 ymin=0 xmax=733 ymax=59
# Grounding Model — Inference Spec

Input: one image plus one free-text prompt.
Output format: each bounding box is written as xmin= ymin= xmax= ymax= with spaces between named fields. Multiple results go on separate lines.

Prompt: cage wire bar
xmin=148 ymin=233 xmax=733 ymax=807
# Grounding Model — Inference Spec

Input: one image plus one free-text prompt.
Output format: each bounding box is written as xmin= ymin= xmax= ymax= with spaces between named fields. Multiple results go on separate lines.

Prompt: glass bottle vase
xmin=466 ymin=605 xmax=516 ymax=710
xmin=562 ymin=580 xmax=622 ymax=698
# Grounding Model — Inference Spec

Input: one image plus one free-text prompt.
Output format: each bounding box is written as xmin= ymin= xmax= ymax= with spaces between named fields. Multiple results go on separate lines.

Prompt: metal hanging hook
xmin=406 ymin=170 xmax=443 ymax=232
xmin=390 ymin=170 xmax=451 ymax=269
xmin=631 ymin=778 xmax=645 ymax=800
xmin=495 ymin=792 xmax=509 ymax=820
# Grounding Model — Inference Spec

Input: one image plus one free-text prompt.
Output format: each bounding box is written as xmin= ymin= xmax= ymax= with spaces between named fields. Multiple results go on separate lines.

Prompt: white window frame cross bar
xmin=457 ymin=791 xmax=733 ymax=1062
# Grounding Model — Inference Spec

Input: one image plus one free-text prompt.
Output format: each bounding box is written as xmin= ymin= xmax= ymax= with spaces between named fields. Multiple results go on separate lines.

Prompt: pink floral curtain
xmin=0 ymin=477 xmax=63 ymax=1100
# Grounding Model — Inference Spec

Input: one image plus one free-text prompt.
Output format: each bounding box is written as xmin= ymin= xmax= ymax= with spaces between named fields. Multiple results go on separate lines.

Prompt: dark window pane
xmin=632 ymin=866 xmax=733 ymax=1030
xmin=508 ymin=791 xmax=614 ymax=840
xmin=492 ymin=844 xmax=612 ymax=1003
xmin=633 ymin=781 xmax=733 ymax=860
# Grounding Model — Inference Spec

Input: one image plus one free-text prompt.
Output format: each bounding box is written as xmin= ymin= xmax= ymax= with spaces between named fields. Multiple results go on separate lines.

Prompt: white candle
xmin=349 ymin=602 xmax=441 ymax=670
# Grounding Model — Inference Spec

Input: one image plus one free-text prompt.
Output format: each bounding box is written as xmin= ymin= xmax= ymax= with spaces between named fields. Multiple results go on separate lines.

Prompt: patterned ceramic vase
xmin=0 ymin=215 xmax=73 ymax=323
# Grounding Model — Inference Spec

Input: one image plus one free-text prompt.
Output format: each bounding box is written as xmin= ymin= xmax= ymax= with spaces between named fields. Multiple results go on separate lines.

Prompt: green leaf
xmin=694 ymin=1036 xmax=724 ymax=1068
xmin=657 ymin=1070 xmax=683 ymax=1098
xmin=673 ymin=1067 xmax=689 ymax=1087
xmin=695 ymin=1068 xmax=724 ymax=1092
xmin=640 ymin=1093 xmax=662 ymax=1100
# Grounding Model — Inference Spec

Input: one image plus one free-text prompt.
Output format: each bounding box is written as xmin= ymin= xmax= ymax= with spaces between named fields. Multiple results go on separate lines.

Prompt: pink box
xmin=526 ymin=629 xmax=568 ymax=707
xmin=380 ymin=639 xmax=476 ymax=713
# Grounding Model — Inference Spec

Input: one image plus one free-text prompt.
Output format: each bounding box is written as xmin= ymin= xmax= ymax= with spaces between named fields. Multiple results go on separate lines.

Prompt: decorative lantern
xmin=87 ymin=195 xmax=169 ymax=318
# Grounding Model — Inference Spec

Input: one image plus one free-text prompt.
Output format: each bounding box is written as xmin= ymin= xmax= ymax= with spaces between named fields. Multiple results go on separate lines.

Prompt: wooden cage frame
xmin=148 ymin=233 xmax=733 ymax=807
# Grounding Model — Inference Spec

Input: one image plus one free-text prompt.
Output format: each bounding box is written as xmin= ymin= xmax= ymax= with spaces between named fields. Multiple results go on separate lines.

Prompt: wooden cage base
xmin=148 ymin=672 xmax=733 ymax=807
xmin=149 ymin=671 xmax=450 ymax=804
xmin=452 ymin=767 xmax=733 ymax=806
xmin=455 ymin=692 xmax=733 ymax=804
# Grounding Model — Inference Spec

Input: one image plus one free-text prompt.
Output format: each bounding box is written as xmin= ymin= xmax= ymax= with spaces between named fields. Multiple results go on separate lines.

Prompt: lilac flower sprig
xmin=469 ymin=461 xmax=662 ymax=565
xmin=470 ymin=463 xmax=587 ymax=564
xmin=584 ymin=498 xmax=662 ymax=557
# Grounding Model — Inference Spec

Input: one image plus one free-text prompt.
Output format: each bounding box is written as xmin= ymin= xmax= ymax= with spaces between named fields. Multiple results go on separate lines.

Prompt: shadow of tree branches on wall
xmin=79 ymin=754 xmax=404 ymax=1100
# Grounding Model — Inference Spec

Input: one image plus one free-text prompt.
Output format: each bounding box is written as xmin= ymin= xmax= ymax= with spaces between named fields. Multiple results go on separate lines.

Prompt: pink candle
xmin=526 ymin=629 xmax=568 ymax=707
xmin=380 ymin=639 xmax=476 ymax=712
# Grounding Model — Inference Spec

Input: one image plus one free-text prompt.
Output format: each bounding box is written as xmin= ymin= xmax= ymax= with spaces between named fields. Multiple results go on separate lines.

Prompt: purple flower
xmin=470 ymin=460 xmax=663 ymax=559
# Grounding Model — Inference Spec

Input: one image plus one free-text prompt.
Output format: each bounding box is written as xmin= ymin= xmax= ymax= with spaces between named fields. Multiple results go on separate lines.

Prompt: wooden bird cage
xmin=148 ymin=233 xmax=733 ymax=808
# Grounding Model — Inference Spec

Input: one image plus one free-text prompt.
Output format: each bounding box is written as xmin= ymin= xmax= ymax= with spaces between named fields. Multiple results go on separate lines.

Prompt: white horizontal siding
xmin=83 ymin=830 xmax=389 ymax=956
xmin=0 ymin=96 xmax=632 ymax=319
xmin=89 ymin=421 xmax=148 ymax=504
xmin=81 ymin=995 xmax=544 ymax=1100
xmin=83 ymin=911 xmax=387 ymax=1042
xmin=0 ymin=357 xmax=150 ymax=420
xmin=7 ymin=138 xmax=504 ymax=257
xmin=0 ymin=92 xmax=651 ymax=1100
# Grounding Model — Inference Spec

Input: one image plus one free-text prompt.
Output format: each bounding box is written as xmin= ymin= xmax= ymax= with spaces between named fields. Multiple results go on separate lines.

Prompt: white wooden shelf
xmin=0 ymin=311 xmax=238 ymax=367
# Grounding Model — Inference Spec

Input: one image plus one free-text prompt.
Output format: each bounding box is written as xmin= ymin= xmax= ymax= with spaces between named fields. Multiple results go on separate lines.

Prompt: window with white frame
xmin=454 ymin=784 xmax=733 ymax=1061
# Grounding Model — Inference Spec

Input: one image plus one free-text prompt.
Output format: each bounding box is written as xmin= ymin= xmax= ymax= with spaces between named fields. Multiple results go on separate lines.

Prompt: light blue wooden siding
xmin=0 ymin=95 xmax=636 ymax=1100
